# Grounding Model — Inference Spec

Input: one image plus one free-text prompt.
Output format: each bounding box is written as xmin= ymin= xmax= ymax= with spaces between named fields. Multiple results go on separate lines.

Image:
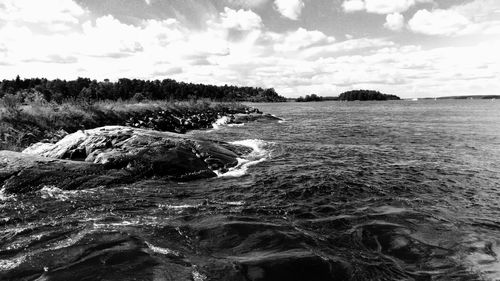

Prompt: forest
xmin=0 ymin=76 xmax=286 ymax=103
xmin=338 ymin=90 xmax=400 ymax=101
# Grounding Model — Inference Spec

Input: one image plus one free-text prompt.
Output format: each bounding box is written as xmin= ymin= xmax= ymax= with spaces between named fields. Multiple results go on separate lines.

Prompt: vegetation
xmin=435 ymin=95 xmax=500 ymax=100
xmin=338 ymin=90 xmax=400 ymax=101
xmin=296 ymin=94 xmax=338 ymax=102
xmin=0 ymin=76 xmax=286 ymax=103
xmin=0 ymin=76 xmax=284 ymax=151
xmin=296 ymin=94 xmax=323 ymax=102
xmin=0 ymin=97 xmax=251 ymax=151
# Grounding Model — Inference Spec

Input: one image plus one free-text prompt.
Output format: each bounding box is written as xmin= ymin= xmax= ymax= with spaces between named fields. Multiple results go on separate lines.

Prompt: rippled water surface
xmin=1 ymin=100 xmax=500 ymax=280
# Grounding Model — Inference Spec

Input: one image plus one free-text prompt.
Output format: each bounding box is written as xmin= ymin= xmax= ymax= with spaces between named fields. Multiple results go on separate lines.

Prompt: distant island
xmin=435 ymin=95 xmax=500 ymax=100
xmin=296 ymin=94 xmax=338 ymax=102
xmin=295 ymin=90 xmax=400 ymax=102
xmin=338 ymin=90 xmax=400 ymax=101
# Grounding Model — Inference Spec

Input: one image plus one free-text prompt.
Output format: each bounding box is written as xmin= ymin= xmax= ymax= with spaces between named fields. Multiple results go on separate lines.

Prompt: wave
xmin=145 ymin=241 xmax=180 ymax=256
xmin=158 ymin=203 xmax=201 ymax=210
xmin=37 ymin=185 xmax=94 ymax=201
xmin=216 ymin=139 xmax=273 ymax=178
xmin=39 ymin=186 xmax=70 ymax=201
xmin=227 ymin=123 xmax=245 ymax=127
xmin=211 ymin=116 xmax=231 ymax=130
xmin=0 ymin=187 xmax=13 ymax=201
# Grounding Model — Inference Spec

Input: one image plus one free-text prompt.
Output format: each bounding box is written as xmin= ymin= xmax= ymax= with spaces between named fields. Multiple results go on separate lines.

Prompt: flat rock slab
xmin=0 ymin=150 xmax=133 ymax=194
xmin=1 ymin=126 xmax=251 ymax=194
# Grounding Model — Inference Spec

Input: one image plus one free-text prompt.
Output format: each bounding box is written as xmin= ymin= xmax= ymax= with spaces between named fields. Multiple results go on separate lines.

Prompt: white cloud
xmin=1 ymin=0 xmax=500 ymax=98
xmin=365 ymin=0 xmax=416 ymax=14
xmin=226 ymin=0 xmax=270 ymax=9
xmin=384 ymin=13 xmax=405 ymax=31
xmin=219 ymin=8 xmax=263 ymax=30
xmin=342 ymin=0 xmax=365 ymax=12
xmin=272 ymin=28 xmax=335 ymax=52
xmin=274 ymin=0 xmax=305 ymax=20
xmin=452 ymin=0 xmax=500 ymax=20
xmin=302 ymin=38 xmax=395 ymax=59
xmin=342 ymin=0 xmax=433 ymax=14
xmin=0 ymin=0 xmax=85 ymax=24
xmin=408 ymin=0 xmax=500 ymax=36
xmin=408 ymin=9 xmax=471 ymax=35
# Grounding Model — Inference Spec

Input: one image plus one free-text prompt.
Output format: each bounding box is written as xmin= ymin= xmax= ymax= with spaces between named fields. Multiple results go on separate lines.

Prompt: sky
xmin=1 ymin=0 xmax=500 ymax=98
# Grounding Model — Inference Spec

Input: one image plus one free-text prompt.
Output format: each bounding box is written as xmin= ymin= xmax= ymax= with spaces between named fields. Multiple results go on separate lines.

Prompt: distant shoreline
xmin=417 ymin=95 xmax=500 ymax=100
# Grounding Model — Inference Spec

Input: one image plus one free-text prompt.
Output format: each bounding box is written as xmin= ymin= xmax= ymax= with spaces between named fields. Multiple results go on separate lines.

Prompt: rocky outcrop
xmin=232 ymin=113 xmax=281 ymax=124
xmin=124 ymin=106 xmax=268 ymax=133
xmin=1 ymin=126 xmax=252 ymax=194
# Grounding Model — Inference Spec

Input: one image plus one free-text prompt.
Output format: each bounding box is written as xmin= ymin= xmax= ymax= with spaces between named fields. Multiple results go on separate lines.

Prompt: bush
xmin=1 ymin=94 xmax=22 ymax=116
xmin=133 ymin=92 xmax=146 ymax=102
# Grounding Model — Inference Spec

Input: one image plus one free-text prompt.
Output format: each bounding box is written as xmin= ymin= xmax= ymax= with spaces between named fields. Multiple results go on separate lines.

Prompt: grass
xmin=0 ymin=97 xmax=249 ymax=151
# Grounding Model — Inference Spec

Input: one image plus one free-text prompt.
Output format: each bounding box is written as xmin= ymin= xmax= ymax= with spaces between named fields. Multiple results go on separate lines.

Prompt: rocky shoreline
xmin=123 ymin=106 xmax=279 ymax=134
xmin=0 ymin=110 xmax=280 ymax=194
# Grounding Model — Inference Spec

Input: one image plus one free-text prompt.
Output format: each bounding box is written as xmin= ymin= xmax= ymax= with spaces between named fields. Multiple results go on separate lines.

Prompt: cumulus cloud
xmin=219 ymin=8 xmax=263 ymax=30
xmin=274 ymin=0 xmax=305 ymax=20
xmin=408 ymin=9 xmax=471 ymax=35
xmin=273 ymin=28 xmax=335 ymax=52
xmin=384 ymin=13 xmax=405 ymax=31
xmin=408 ymin=0 xmax=500 ymax=36
xmin=1 ymin=0 xmax=500 ymax=98
xmin=342 ymin=0 xmax=365 ymax=12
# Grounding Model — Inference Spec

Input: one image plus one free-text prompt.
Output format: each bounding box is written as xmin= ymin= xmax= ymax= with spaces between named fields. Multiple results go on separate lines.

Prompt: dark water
xmin=1 ymin=100 xmax=500 ymax=280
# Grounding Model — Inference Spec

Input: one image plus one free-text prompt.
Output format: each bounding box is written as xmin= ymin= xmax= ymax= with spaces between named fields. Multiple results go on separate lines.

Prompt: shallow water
xmin=1 ymin=100 xmax=500 ymax=280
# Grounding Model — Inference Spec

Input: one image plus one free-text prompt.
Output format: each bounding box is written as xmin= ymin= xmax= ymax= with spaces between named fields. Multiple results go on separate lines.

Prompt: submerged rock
xmin=1 ymin=126 xmax=250 ymax=194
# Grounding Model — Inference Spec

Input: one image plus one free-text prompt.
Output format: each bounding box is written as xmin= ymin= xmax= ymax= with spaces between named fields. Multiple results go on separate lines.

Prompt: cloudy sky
xmin=1 ymin=0 xmax=499 ymax=98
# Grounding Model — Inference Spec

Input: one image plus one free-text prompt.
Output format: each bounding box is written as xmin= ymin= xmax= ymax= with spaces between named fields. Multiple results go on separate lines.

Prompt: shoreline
xmin=0 ymin=100 xmax=274 ymax=151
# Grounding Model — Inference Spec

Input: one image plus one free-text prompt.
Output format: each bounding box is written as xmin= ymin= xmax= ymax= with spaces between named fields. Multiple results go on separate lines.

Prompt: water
xmin=1 ymin=100 xmax=500 ymax=280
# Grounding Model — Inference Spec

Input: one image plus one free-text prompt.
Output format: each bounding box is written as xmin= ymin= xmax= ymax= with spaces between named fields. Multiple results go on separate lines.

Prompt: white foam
xmin=227 ymin=123 xmax=244 ymax=127
xmin=0 ymin=187 xmax=14 ymax=201
xmin=0 ymin=256 xmax=26 ymax=271
xmin=192 ymin=266 xmax=207 ymax=281
xmin=224 ymin=201 xmax=245 ymax=206
xmin=158 ymin=203 xmax=200 ymax=210
xmin=39 ymin=186 xmax=70 ymax=201
xmin=216 ymin=139 xmax=273 ymax=178
xmin=145 ymin=241 xmax=180 ymax=256
xmin=211 ymin=116 xmax=231 ymax=130
xmin=216 ymin=157 xmax=267 ymax=178
xmin=230 ymin=139 xmax=270 ymax=158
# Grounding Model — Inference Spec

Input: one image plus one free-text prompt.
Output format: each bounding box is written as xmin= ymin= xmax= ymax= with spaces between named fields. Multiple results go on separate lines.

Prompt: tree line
xmin=338 ymin=90 xmax=400 ymax=101
xmin=0 ymin=76 xmax=287 ymax=103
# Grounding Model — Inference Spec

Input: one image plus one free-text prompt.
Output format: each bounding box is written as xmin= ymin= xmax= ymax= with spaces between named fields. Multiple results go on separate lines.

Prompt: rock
xmin=123 ymin=107 xmax=280 ymax=133
xmin=232 ymin=113 xmax=281 ymax=124
xmin=2 ymin=126 xmax=249 ymax=194
xmin=0 ymin=150 xmax=133 ymax=194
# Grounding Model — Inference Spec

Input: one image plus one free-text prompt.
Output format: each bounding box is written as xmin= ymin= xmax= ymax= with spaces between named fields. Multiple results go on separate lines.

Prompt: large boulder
xmin=1 ymin=126 xmax=250 ymax=194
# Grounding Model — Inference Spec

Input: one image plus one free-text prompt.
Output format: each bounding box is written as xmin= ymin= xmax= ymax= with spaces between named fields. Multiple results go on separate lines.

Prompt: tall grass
xmin=0 ymin=97 xmax=248 ymax=151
